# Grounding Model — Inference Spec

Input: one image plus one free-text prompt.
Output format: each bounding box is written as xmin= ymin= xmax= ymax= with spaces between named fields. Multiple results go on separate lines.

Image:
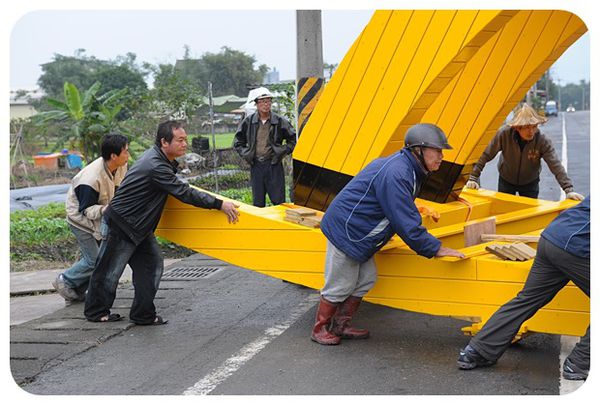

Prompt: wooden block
xmin=511 ymin=243 xmax=537 ymax=259
xmin=284 ymin=213 xmax=321 ymax=228
xmin=464 ymin=217 xmax=496 ymax=247
xmin=480 ymin=234 xmax=540 ymax=243
xmin=285 ymin=207 xmax=317 ymax=217
xmin=485 ymin=245 xmax=510 ymax=260
xmin=503 ymin=245 xmax=528 ymax=261
xmin=497 ymin=245 xmax=521 ymax=261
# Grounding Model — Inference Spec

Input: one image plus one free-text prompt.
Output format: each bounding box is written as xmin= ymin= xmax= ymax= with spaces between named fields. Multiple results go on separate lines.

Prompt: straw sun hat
xmin=507 ymin=104 xmax=548 ymax=127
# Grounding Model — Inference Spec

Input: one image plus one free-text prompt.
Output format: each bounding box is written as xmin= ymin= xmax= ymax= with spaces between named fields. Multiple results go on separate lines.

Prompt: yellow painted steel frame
xmin=292 ymin=10 xmax=587 ymax=203
xmin=156 ymin=189 xmax=588 ymax=338
xmin=156 ymin=10 xmax=589 ymax=338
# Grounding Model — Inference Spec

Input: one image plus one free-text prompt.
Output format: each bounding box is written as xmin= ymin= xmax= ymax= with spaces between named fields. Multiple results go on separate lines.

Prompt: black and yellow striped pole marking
xmin=296 ymin=77 xmax=324 ymax=137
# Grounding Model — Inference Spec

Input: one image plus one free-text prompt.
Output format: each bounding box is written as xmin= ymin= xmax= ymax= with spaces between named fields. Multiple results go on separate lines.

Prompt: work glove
xmin=465 ymin=180 xmax=480 ymax=190
xmin=566 ymin=191 xmax=584 ymax=201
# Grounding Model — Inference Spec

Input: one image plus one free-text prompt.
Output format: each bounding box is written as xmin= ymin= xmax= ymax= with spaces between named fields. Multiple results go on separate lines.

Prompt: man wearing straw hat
xmin=465 ymin=103 xmax=584 ymax=200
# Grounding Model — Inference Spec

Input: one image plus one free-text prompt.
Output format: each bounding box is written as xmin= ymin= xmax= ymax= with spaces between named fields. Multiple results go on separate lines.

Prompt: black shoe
xmin=563 ymin=358 xmax=588 ymax=380
xmin=457 ymin=344 xmax=496 ymax=370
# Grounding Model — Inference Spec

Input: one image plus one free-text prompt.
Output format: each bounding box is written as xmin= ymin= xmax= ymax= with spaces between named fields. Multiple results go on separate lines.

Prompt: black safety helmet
xmin=404 ymin=123 xmax=452 ymax=150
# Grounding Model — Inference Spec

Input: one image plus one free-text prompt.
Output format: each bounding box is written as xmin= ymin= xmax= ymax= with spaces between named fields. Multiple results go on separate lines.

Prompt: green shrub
xmin=10 ymin=203 xmax=76 ymax=262
xmin=219 ymin=188 xmax=253 ymax=204
xmin=190 ymin=171 xmax=250 ymax=190
xmin=10 ymin=202 xmax=192 ymax=263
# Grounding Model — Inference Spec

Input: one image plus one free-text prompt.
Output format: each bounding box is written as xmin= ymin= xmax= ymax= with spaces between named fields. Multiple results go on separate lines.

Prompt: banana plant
xmin=33 ymin=81 xmax=129 ymax=161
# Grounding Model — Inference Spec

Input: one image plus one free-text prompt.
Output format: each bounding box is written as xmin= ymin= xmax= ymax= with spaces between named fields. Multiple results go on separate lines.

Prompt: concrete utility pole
xmin=296 ymin=10 xmax=324 ymax=137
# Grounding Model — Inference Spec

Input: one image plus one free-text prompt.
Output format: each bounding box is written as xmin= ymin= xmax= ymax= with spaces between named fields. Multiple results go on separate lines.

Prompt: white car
xmin=566 ymin=105 xmax=576 ymax=113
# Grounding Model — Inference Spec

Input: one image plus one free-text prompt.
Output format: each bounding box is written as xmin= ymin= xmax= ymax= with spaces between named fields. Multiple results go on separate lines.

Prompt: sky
xmin=9 ymin=9 xmax=590 ymax=91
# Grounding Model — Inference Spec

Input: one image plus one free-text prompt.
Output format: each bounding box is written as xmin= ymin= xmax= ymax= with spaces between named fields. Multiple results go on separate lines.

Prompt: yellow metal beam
xmin=156 ymin=189 xmax=588 ymax=337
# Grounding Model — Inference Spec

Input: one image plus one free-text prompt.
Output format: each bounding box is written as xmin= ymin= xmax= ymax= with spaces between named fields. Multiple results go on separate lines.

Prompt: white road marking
xmin=560 ymin=112 xmax=567 ymax=200
xmin=183 ymin=293 xmax=319 ymax=395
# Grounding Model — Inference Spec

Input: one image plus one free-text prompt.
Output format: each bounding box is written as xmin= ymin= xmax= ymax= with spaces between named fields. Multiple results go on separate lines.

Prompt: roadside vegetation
xmin=10 ymin=46 xmax=299 ymax=271
xmin=10 ymin=203 xmax=195 ymax=272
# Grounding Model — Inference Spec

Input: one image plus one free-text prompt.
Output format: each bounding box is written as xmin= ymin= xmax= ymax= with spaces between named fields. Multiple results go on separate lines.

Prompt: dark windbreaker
xmin=106 ymin=146 xmax=222 ymax=245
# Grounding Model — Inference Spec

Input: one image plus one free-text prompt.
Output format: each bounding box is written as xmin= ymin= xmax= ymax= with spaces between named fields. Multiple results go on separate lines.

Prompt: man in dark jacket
xmin=233 ymin=88 xmax=296 ymax=207
xmin=311 ymin=123 xmax=465 ymax=345
xmin=458 ymin=196 xmax=590 ymax=381
xmin=84 ymin=121 xmax=239 ymax=325
xmin=465 ymin=103 xmax=584 ymax=200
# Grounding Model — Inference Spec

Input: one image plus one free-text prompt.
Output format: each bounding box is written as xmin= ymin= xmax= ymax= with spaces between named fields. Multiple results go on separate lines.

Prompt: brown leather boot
xmin=331 ymin=296 xmax=370 ymax=339
xmin=311 ymin=296 xmax=341 ymax=345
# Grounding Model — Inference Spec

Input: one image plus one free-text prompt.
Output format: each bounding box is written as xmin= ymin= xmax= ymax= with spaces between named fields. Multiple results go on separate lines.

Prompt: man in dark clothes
xmin=457 ymin=196 xmax=590 ymax=381
xmin=84 ymin=121 xmax=239 ymax=325
xmin=234 ymin=88 xmax=296 ymax=207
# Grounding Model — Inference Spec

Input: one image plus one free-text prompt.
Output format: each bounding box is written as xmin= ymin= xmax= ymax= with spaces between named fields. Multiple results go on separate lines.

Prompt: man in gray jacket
xmin=465 ymin=104 xmax=583 ymax=200
xmin=52 ymin=134 xmax=129 ymax=304
xmin=84 ymin=121 xmax=239 ymax=324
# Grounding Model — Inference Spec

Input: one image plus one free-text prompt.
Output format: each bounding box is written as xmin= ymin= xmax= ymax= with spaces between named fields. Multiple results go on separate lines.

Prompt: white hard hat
xmin=252 ymin=87 xmax=273 ymax=102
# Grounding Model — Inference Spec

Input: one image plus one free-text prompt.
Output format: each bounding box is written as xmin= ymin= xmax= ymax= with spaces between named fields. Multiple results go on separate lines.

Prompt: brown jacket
xmin=469 ymin=125 xmax=573 ymax=192
xmin=65 ymin=157 xmax=127 ymax=240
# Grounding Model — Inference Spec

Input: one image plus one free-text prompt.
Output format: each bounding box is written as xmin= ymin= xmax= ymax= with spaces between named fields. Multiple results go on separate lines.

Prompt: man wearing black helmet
xmin=311 ymin=123 xmax=465 ymax=345
xmin=234 ymin=87 xmax=297 ymax=207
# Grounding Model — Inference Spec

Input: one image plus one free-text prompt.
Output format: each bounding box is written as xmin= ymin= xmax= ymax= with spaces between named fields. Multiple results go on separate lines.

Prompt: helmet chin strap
xmin=412 ymin=146 xmax=430 ymax=174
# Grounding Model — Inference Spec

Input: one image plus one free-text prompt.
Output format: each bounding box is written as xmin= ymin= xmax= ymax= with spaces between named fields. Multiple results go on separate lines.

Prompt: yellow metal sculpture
xmin=156 ymin=10 xmax=589 ymax=338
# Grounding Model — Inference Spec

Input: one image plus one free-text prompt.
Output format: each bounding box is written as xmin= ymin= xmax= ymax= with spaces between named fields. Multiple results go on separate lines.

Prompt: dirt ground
xmin=10 ymin=162 xmax=75 ymax=189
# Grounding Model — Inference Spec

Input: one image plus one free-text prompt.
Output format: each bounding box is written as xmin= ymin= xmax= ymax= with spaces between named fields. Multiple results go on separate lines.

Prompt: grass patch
xmin=10 ymin=203 xmax=76 ymax=263
xmin=10 ymin=202 xmax=194 ymax=267
xmin=190 ymin=133 xmax=235 ymax=150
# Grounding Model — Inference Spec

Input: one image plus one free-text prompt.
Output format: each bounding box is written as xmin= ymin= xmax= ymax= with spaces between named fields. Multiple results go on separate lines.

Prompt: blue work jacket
xmin=542 ymin=195 xmax=590 ymax=258
xmin=321 ymin=148 xmax=441 ymax=263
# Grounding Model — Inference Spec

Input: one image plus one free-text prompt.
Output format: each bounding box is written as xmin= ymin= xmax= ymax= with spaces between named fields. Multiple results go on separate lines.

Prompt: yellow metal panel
xmin=340 ymin=10 xmax=440 ymax=174
xmin=294 ymin=10 xmax=509 ymax=175
xmin=330 ymin=10 xmax=426 ymax=174
xmin=457 ymin=11 xmax=586 ymax=164
xmin=368 ymin=277 xmax=588 ymax=311
xmin=296 ymin=10 xmax=393 ymax=169
xmin=368 ymin=298 xmax=588 ymax=336
xmin=362 ymin=10 xmax=508 ymax=170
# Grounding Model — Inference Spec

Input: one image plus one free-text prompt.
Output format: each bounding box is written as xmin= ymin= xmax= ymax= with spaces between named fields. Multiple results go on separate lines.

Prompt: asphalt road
xmin=11 ymin=111 xmax=590 ymax=396
xmin=18 ymin=263 xmax=564 ymax=395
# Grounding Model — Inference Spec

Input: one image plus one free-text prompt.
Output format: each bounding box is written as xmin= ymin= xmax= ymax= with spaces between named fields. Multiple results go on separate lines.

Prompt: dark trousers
xmin=469 ymin=238 xmax=590 ymax=369
xmin=250 ymin=160 xmax=285 ymax=207
xmin=84 ymin=220 xmax=164 ymax=324
xmin=498 ymin=176 xmax=540 ymax=198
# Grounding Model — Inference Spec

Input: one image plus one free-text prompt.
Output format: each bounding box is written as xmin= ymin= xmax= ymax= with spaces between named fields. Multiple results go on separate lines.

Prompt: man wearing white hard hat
xmin=234 ymin=87 xmax=296 ymax=207
xmin=466 ymin=103 xmax=584 ymax=200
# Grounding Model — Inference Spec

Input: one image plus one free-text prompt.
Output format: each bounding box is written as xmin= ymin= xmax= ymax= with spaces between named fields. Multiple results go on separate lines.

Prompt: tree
xmin=32 ymin=81 xmax=130 ymax=160
xmin=201 ymin=47 xmax=268 ymax=96
xmin=37 ymin=50 xmax=149 ymax=107
xmin=174 ymin=46 xmax=268 ymax=97
xmin=146 ymin=63 xmax=205 ymax=121
xmin=559 ymin=80 xmax=590 ymax=111
xmin=268 ymin=82 xmax=296 ymax=124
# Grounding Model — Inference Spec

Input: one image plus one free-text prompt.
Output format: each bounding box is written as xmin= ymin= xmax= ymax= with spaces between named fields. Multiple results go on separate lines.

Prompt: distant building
xmin=10 ymin=88 xmax=43 ymax=120
xmin=264 ymin=68 xmax=280 ymax=84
